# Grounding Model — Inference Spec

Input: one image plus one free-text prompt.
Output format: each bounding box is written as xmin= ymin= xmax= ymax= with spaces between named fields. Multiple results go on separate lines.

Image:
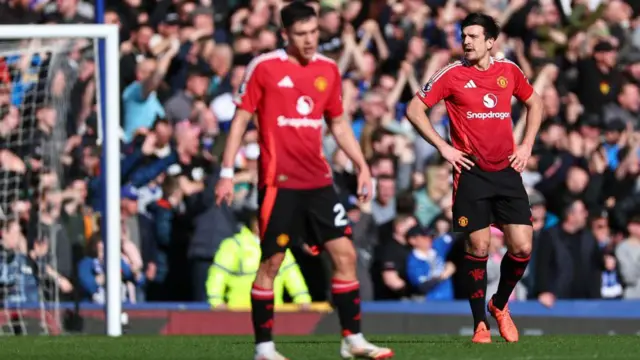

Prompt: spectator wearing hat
xmin=615 ymin=214 xmax=640 ymax=299
xmin=405 ymin=225 xmax=455 ymax=301
xmin=120 ymin=185 xmax=144 ymax=279
xmin=529 ymin=190 xmax=557 ymax=231
xmin=573 ymin=40 xmax=623 ymax=116
xmin=148 ymin=13 xmax=181 ymax=57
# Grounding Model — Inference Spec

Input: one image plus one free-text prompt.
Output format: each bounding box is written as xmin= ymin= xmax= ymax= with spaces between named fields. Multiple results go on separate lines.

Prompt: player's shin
xmin=252 ymin=255 xmax=283 ymax=346
xmin=492 ymin=252 xmax=530 ymax=310
xmin=332 ymin=278 xmax=362 ymax=337
xmin=463 ymin=253 xmax=489 ymax=328
xmin=251 ymin=283 xmax=275 ymax=345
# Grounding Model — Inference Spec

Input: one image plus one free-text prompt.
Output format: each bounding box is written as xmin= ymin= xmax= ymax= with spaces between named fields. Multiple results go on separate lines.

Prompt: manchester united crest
xmin=458 ymin=216 xmax=469 ymax=227
xmin=497 ymin=76 xmax=508 ymax=88
xmin=314 ymin=76 xmax=328 ymax=92
xmin=277 ymin=233 xmax=290 ymax=247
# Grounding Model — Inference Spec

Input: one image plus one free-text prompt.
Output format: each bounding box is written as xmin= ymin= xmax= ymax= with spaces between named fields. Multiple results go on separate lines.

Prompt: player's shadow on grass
xmin=228 ymin=339 xmax=460 ymax=345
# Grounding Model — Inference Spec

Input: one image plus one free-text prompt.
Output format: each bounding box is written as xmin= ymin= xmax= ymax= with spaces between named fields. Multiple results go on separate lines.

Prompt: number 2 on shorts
xmin=333 ymin=203 xmax=348 ymax=227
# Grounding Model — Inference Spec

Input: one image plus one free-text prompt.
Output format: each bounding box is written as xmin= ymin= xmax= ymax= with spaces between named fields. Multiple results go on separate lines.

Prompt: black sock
xmin=463 ymin=253 xmax=489 ymax=328
xmin=331 ymin=278 xmax=361 ymax=337
xmin=251 ymin=284 xmax=274 ymax=344
xmin=492 ymin=252 xmax=530 ymax=310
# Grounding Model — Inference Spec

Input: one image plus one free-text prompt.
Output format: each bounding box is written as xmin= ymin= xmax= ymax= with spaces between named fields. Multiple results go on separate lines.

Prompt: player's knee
xmin=466 ymin=244 xmax=489 ymax=258
xmin=509 ymin=242 xmax=532 ymax=258
xmin=504 ymin=225 xmax=533 ymax=257
xmin=327 ymin=237 xmax=357 ymax=271
xmin=258 ymin=252 xmax=286 ymax=279
xmin=467 ymin=232 xmax=491 ymax=257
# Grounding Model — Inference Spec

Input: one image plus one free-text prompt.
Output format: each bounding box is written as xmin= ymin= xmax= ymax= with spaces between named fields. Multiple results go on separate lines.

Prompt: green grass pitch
xmin=0 ymin=335 xmax=637 ymax=359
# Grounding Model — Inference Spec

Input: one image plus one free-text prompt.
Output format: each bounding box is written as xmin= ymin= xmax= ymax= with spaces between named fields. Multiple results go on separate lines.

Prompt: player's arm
xmin=406 ymin=70 xmax=474 ymax=172
xmin=405 ymin=96 xmax=449 ymax=151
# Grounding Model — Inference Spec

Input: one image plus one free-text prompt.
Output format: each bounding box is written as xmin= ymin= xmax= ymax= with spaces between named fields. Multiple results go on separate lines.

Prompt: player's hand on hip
xmin=441 ymin=144 xmax=474 ymax=173
xmin=356 ymin=167 xmax=373 ymax=202
xmin=215 ymin=178 xmax=234 ymax=206
xmin=508 ymin=144 xmax=532 ymax=173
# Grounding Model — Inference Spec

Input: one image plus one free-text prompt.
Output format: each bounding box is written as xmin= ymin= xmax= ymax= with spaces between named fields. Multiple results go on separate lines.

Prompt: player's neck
xmin=472 ymin=56 xmax=492 ymax=71
xmin=286 ymin=47 xmax=312 ymax=66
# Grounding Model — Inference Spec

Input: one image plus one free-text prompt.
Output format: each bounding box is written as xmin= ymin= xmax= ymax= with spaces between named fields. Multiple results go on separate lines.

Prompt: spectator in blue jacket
xmin=406 ymin=225 xmax=455 ymax=301
xmin=77 ymin=234 xmax=144 ymax=304
xmin=142 ymin=175 xmax=183 ymax=301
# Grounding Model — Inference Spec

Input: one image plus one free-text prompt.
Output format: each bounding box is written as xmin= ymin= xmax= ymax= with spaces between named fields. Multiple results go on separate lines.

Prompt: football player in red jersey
xmin=215 ymin=3 xmax=393 ymax=360
xmin=406 ymin=13 xmax=544 ymax=344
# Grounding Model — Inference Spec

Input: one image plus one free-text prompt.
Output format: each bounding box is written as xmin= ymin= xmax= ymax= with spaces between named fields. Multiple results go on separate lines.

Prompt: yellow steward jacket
xmin=206 ymin=226 xmax=312 ymax=309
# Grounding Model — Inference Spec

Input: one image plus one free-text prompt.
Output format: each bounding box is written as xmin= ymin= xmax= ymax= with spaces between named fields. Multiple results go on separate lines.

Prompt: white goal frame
xmin=0 ymin=25 xmax=121 ymax=337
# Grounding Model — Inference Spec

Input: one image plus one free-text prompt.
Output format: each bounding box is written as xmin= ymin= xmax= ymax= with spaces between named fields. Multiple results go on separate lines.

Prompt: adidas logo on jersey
xmin=278 ymin=76 xmax=294 ymax=88
xmin=464 ymin=80 xmax=477 ymax=89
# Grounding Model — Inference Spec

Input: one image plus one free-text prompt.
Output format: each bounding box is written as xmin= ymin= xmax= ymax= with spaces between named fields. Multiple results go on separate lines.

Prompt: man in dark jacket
xmin=534 ymin=199 xmax=605 ymax=307
xmin=185 ymin=170 xmax=237 ymax=302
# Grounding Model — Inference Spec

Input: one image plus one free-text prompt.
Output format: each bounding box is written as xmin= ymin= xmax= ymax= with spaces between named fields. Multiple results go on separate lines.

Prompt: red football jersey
xmin=417 ymin=57 xmax=534 ymax=171
xmin=235 ymin=49 xmax=342 ymax=189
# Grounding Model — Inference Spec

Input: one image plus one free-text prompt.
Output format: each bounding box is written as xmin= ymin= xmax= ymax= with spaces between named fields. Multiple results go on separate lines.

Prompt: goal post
xmin=0 ymin=24 xmax=121 ymax=337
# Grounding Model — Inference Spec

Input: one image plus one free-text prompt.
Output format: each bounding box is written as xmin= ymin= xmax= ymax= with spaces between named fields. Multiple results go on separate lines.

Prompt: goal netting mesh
xmin=0 ymin=37 xmax=97 ymax=335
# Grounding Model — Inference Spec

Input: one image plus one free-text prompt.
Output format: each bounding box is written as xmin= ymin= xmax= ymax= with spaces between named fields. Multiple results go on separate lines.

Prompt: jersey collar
xmin=279 ymin=48 xmax=319 ymax=62
xmin=461 ymin=56 xmax=495 ymax=68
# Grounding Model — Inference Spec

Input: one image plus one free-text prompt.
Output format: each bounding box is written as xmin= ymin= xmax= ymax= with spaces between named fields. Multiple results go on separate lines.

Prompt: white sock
xmin=256 ymin=341 xmax=275 ymax=354
xmin=345 ymin=333 xmax=366 ymax=346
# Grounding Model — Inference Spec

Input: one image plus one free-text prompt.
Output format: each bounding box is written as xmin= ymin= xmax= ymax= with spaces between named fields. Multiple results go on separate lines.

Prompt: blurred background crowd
xmin=0 ymin=0 xmax=639 ymax=311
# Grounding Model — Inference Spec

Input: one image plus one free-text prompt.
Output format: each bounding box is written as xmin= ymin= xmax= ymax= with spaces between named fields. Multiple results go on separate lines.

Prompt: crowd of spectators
xmin=0 ymin=0 xmax=639 ymax=310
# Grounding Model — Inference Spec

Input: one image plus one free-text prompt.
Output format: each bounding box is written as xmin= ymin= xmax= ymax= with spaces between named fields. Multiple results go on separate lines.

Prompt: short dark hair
xmin=162 ymin=176 xmax=180 ymax=198
xmin=461 ymin=13 xmax=500 ymax=41
xmin=280 ymin=1 xmax=317 ymax=29
xmin=370 ymin=127 xmax=394 ymax=143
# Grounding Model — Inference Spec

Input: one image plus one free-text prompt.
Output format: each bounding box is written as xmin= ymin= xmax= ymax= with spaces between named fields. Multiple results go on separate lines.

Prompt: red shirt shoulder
xmin=234 ymin=50 xmax=288 ymax=112
xmin=494 ymin=58 xmax=534 ymax=102
xmin=416 ymin=61 xmax=465 ymax=108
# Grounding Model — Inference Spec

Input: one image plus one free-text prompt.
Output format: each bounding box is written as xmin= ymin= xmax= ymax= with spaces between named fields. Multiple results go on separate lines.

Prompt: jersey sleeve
xmin=416 ymin=66 xmax=453 ymax=108
xmin=324 ymin=64 xmax=344 ymax=119
xmin=234 ymin=58 xmax=265 ymax=113
xmin=510 ymin=62 xmax=534 ymax=102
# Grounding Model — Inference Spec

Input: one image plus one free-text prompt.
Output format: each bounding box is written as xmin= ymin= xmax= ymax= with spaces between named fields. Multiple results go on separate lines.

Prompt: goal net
xmin=0 ymin=37 xmax=99 ymax=335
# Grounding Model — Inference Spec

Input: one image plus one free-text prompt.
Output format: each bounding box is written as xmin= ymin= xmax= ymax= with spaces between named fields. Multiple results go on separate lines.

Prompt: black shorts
xmin=258 ymin=185 xmax=350 ymax=259
xmin=452 ymin=166 xmax=532 ymax=233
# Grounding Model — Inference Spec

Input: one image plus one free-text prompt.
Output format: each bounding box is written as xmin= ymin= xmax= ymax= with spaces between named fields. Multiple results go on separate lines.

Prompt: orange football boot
xmin=471 ymin=321 xmax=491 ymax=344
xmin=487 ymin=298 xmax=519 ymax=342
